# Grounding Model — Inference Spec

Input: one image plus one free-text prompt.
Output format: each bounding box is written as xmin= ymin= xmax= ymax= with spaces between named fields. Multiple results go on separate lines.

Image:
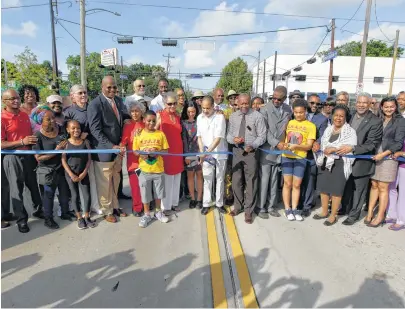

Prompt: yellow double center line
xmin=206 ymin=210 xmax=259 ymax=308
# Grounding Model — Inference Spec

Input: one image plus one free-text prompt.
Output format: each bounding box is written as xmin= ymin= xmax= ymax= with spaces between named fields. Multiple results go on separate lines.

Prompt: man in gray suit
xmin=338 ymin=93 xmax=383 ymax=225
xmin=257 ymin=86 xmax=292 ymax=219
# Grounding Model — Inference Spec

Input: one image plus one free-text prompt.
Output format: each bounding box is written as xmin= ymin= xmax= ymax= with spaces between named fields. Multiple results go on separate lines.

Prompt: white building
xmin=253 ymin=54 xmax=405 ymax=106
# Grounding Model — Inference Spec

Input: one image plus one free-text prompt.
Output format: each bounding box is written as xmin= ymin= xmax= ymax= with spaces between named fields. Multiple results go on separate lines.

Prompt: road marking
xmin=206 ymin=210 xmax=228 ymax=308
xmin=224 ymin=215 xmax=259 ymax=308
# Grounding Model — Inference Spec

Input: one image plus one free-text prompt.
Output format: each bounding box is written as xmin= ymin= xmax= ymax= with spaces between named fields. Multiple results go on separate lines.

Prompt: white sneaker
xmin=293 ymin=210 xmax=303 ymax=221
xmin=155 ymin=211 xmax=169 ymax=223
xmin=285 ymin=209 xmax=295 ymax=221
xmin=139 ymin=214 xmax=153 ymax=228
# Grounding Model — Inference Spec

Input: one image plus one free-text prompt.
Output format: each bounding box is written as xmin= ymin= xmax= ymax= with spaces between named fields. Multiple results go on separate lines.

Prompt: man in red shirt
xmin=1 ymin=89 xmax=43 ymax=233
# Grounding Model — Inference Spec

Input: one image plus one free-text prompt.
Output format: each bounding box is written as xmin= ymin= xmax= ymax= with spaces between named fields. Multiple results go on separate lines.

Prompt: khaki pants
xmin=93 ymin=157 xmax=122 ymax=215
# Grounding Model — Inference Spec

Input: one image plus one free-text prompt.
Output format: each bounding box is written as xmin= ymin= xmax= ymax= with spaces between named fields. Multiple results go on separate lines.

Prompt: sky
xmin=1 ymin=0 xmax=405 ymax=92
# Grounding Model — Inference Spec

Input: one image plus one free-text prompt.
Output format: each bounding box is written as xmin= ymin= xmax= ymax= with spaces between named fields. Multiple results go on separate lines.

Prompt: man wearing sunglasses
xmin=258 ymin=86 xmax=292 ymax=219
xmin=88 ymin=76 xmax=129 ymax=223
xmin=321 ymin=97 xmax=336 ymax=124
xmin=125 ymin=79 xmax=152 ymax=110
xmin=300 ymin=94 xmax=328 ymax=217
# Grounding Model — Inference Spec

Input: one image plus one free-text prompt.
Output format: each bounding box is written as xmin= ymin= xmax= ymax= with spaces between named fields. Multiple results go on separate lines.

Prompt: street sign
xmin=101 ymin=48 xmax=119 ymax=67
xmin=120 ymin=74 xmax=128 ymax=80
xmin=322 ymin=50 xmax=338 ymax=63
xmin=356 ymin=82 xmax=364 ymax=95
xmin=186 ymin=74 xmax=203 ymax=79
xmin=184 ymin=41 xmax=216 ymax=51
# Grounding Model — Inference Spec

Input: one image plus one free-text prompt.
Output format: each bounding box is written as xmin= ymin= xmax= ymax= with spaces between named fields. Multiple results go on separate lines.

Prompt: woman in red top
xmin=156 ymin=91 xmax=184 ymax=214
xmin=121 ymin=100 xmax=146 ymax=216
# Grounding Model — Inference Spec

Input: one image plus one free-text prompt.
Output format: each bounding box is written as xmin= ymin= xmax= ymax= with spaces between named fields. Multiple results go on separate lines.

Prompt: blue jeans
xmin=281 ymin=157 xmax=307 ymax=179
xmin=42 ymin=172 xmax=70 ymax=219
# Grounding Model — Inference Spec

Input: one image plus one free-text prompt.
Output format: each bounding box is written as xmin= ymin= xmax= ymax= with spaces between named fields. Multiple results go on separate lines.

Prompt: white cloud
xmin=2 ymin=0 xmax=22 ymax=7
xmin=2 ymin=21 xmax=38 ymax=38
xmin=217 ymin=36 xmax=266 ymax=65
xmin=275 ymin=26 xmax=326 ymax=54
xmin=354 ymin=23 xmax=405 ymax=43
xmin=158 ymin=17 xmax=186 ymax=38
xmin=184 ymin=50 xmax=215 ymax=69
xmin=0 ymin=42 xmax=27 ymax=61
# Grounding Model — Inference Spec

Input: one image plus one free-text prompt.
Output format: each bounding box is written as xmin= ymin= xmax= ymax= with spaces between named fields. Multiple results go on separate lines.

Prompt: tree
xmin=319 ymin=40 xmax=404 ymax=58
xmin=216 ymin=57 xmax=253 ymax=95
xmin=14 ymin=47 xmax=51 ymax=86
xmin=1 ymin=59 xmax=20 ymax=86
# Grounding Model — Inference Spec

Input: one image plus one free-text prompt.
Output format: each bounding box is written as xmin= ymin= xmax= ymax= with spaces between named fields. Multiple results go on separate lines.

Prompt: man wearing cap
xmin=125 ymin=79 xmax=152 ymax=110
xmin=150 ymin=78 xmax=169 ymax=112
xmin=1 ymin=89 xmax=43 ymax=233
xmin=47 ymin=95 xmax=66 ymax=128
xmin=289 ymin=90 xmax=304 ymax=105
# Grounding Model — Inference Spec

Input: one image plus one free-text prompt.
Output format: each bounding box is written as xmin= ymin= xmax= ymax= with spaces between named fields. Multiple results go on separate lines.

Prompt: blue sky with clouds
xmin=2 ymin=0 xmax=405 ymax=92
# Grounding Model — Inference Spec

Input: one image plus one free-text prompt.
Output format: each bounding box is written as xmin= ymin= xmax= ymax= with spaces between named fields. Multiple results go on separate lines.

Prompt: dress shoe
xmin=44 ymin=218 xmax=59 ymax=230
xmin=342 ymin=218 xmax=357 ymax=226
xmin=17 ymin=223 xmax=30 ymax=233
xmin=245 ymin=213 xmax=253 ymax=224
xmin=196 ymin=201 xmax=203 ymax=209
xmin=104 ymin=214 xmax=117 ymax=223
xmin=201 ymin=207 xmax=209 ymax=215
xmin=32 ymin=208 xmax=45 ymax=219
xmin=324 ymin=217 xmax=337 ymax=226
xmin=268 ymin=209 xmax=281 ymax=218
xmin=217 ymin=206 xmax=227 ymax=214
xmin=230 ymin=209 xmax=243 ymax=217
xmin=1 ymin=220 xmax=10 ymax=228
xmin=313 ymin=213 xmax=328 ymax=220
xmin=257 ymin=212 xmax=269 ymax=219
xmin=189 ymin=200 xmax=197 ymax=209
xmin=3 ymin=213 xmax=18 ymax=221
xmin=301 ymin=209 xmax=311 ymax=218
xmin=118 ymin=193 xmax=131 ymax=200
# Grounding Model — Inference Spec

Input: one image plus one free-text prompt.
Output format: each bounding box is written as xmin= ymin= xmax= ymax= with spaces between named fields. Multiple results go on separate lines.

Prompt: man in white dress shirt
xmin=197 ymin=96 xmax=228 ymax=216
xmin=124 ymin=79 xmax=152 ymax=109
xmin=149 ymin=78 xmax=169 ymax=112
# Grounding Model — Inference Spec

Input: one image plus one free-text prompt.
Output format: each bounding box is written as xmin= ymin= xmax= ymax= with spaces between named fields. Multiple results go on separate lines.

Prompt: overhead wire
xmin=339 ymin=0 xmax=365 ymax=31
xmin=374 ymin=0 xmax=393 ymax=41
xmin=57 ymin=20 xmax=90 ymax=54
xmin=56 ymin=18 xmax=328 ymax=39
xmin=85 ymin=0 xmax=405 ymax=24
xmin=1 ymin=1 xmax=72 ymax=9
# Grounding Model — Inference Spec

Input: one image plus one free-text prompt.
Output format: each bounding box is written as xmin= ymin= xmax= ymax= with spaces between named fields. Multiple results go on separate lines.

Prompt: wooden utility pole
xmin=328 ymin=19 xmax=335 ymax=94
xmin=49 ymin=0 xmax=60 ymax=93
xmin=272 ymin=51 xmax=278 ymax=91
xmin=388 ymin=30 xmax=400 ymax=96
xmin=262 ymin=59 xmax=266 ymax=99
xmin=163 ymin=53 xmax=175 ymax=77
xmin=357 ymin=0 xmax=372 ymax=92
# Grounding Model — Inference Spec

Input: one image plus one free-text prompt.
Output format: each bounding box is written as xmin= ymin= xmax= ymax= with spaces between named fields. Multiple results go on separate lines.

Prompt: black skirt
xmin=317 ymin=158 xmax=346 ymax=196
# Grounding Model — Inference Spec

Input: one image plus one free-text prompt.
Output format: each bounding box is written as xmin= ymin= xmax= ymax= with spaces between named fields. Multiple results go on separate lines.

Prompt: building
xmin=253 ymin=54 xmax=405 ymax=106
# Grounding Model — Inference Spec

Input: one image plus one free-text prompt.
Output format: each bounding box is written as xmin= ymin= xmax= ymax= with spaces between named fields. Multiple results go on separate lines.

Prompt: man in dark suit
xmin=300 ymin=94 xmax=328 ymax=217
xmin=338 ymin=93 xmax=383 ymax=225
xmin=88 ymin=76 xmax=128 ymax=223
xmin=257 ymin=86 xmax=292 ymax=219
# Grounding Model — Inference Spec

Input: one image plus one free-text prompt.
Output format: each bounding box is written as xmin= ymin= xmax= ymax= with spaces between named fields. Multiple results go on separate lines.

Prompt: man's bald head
xmin=101 ymin=76 xmax=117 ymax=99
xmin=213 ymin=88 xmax=224 ymax=104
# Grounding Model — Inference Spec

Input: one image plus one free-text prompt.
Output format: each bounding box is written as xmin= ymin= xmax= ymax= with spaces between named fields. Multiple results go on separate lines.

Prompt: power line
xmin=1 ymin=1 xmax=72 ymax=10
xmin=56 ymin=18 xmax=328 ymax=39
xmin=340 ymin=0 xmax=365 ymax=31
xmin=338 ymin=27 xmax=405 ymax=47
xmin=57 ymin=20 xmax=90 ymax=54
xmin=374 ymin=0 xmax=393 ymax=41
xmin=86 ymin=0 xmax=405 ymax=24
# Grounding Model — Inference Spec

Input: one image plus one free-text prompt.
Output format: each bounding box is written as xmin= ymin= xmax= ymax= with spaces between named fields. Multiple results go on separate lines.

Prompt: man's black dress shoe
xmin=342 ymin=218 xmax=356 ymax=226
xmin=201 ymin=207 xmax=209 ymax=215
xmin=32 ymin=209 xmax=45 ymax=219
xmin=17 ymin=223 xmax=30 ymax=233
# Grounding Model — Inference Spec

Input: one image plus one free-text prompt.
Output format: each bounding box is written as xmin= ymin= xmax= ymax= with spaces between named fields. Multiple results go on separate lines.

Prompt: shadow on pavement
xmin=1 ymin=253 xmax=42 ymax=279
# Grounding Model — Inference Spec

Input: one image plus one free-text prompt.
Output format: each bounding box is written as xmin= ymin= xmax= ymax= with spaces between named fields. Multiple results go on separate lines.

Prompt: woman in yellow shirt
xmin=281 ymin=99 xmax=316 ymax=221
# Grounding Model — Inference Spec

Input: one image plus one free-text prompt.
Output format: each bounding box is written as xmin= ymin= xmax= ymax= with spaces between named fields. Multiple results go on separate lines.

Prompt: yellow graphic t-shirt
xmin=283 ymin=119 xmax=316 ymax=159
xmin=133 ymin=130 xmax=169 ymax=173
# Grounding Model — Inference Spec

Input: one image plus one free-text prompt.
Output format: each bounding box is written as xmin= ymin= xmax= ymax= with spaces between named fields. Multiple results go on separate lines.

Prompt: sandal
xmin=113 ymin=208 xmax=128 ymax=217
xmin=324 ymin=216 xmax=337 ymax=226
xmin=388 ymin=224 xmax=405 ymax=231
xmin=313 ymin=213 xmax=328 ymax=220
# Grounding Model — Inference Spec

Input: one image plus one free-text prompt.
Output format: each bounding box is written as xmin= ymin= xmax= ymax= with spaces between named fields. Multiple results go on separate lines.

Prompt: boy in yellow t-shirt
xmin=281 ymin=99 xmax=316 ymax=222
xmin=133 ymin=110 xmax=169 ymax=228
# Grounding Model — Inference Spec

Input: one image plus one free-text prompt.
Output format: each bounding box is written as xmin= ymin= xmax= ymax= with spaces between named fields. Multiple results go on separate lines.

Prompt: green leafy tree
xmin=14 ymin=47 xmax=51 ymax=87
xmin=39 ymin=87 xmax=57 ymax=103
xmin=319 ymin=40 xmax=404 ymax=58
xmin=216 ymin=57 xmax=253 ymax=95
xmin=1 ymin=59 xmax=20 ymax=87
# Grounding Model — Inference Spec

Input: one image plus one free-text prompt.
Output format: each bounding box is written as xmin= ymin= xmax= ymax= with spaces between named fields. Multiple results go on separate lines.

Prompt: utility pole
xmin=121 ymin=56 xmax=125 ymax=97
xmin=3 ymin=59 xmax=8 ymax=88
xmin=49 ymin=0 xmax=59 ymax=94
xmin=389 ymin=29 xmax=400 ymax=96
xmin=272 ymin=51 xmax=278 ymax=91
xmin=328 ymin=19 xmax=335 ymax=95
xmin=357 ymin=0 xmax=372 ymax=92
xmin=80 ymin=0 xmax=86 ymax=89
xmin=255 ymin=51 xmax=260 ymax=95
xmin=262 ymin=59 xmax=266 ymax=99
xmin=163 ymin=53 xmax=175 ymax=77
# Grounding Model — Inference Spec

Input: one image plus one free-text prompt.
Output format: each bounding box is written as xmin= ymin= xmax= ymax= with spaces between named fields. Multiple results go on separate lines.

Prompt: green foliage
xmin=39 ymin=87 xmax=57 ymax=103
xmin=14 ymin=47 xmax=52 ymax=86
xmin=318 ymin=40 xmax=404 ymax=58
xmin=216 ymin=57 xmax=253 ymax=95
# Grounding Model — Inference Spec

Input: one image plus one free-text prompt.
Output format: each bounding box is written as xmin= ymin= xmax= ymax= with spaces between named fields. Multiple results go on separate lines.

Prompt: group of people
xmin=1 ymin=77 xmax=405 ymax=233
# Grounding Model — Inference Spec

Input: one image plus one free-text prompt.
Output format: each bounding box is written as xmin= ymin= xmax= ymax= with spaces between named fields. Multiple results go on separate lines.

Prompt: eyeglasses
xmin=76 ymin=91 xmax=87 ymax=95
xmin=167 ymin=102 xmax=177 ymax=106
xmin=291 ymin=96 xmax=301 ymax=99
xmin=106 ymin=86 xmax=117 ymax=89
xmin=3 ymin=97 xmax=20 ymax=101
xmin=195 ymin=97 xmax=204 ymax=100
xmin=325 ymin=103 xmax=336 ymax=107
xmin=272 ymin=97 xmax=284 ymax=102
xmin=137 ymin=85 xmax=145 ymax=88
